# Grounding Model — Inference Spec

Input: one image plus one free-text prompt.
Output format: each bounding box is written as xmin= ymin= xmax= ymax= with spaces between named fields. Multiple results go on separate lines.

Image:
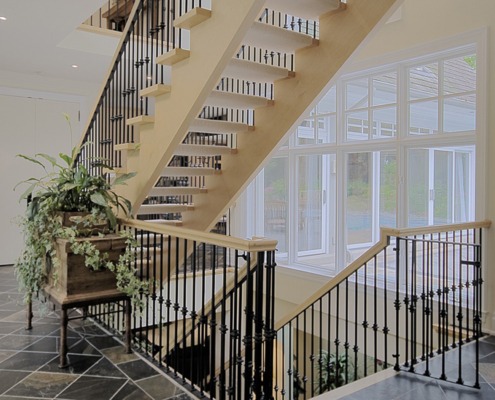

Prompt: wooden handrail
xmin=275 ymin=220 xmax=491 ymax=330
xmin=118 ymin=217 xmax=278 ymax=252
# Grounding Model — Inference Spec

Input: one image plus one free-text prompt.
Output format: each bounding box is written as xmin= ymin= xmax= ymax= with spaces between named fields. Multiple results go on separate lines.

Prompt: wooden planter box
xmin=46 ymin=234 xmax=127 ymax=297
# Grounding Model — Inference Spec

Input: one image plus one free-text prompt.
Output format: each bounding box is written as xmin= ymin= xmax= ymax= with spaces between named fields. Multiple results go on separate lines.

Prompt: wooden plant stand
xmin=26 ymin=233 xmax=133 ymax=368
xmin=27 ymin=288 xmax=132 ymax=368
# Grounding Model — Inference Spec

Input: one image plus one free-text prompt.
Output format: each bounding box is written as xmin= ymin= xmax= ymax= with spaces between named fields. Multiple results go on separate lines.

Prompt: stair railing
xmin=76 ymin=0 xmax=203 ymax=171
xmin=273 ymin=220 xmax=491 ymax=399
xmin=91 ymin=218 xmax=278 ymax=400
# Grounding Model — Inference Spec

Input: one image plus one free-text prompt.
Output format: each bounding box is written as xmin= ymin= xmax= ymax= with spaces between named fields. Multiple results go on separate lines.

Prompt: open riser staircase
xmin=78 ymin=0 xmax=402 ymax=237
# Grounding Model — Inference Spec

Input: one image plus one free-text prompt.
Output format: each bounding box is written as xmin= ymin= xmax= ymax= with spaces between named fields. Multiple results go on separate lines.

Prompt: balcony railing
xmin=90 ymin=218 xmax=278 ymax=399
xmin=273 ymin=221 xmax=490 ymax=399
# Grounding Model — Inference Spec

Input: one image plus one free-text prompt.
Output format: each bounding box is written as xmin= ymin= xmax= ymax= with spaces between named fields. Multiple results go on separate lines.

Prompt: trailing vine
xmin=14 ymin=132 xmax=147 ymax=311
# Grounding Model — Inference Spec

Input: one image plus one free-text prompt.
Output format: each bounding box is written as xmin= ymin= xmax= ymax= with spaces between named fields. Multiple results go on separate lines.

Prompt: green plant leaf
xmin=36 ymin=153 xmax=59 ymax=168
xmin=90 ymin=192 xmax=107 ymax=208
xmin=16 ymin=154 xmax=47 ymax=171
xmin=112 ymin=172 xmax=137 ymax=187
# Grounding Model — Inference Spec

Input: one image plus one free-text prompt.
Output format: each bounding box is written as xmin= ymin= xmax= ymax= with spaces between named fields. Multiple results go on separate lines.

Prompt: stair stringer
xmin=115 ymin=0 xmax=267 ymax=211
xmin=181 ymin=0 xmax=403 ymax=232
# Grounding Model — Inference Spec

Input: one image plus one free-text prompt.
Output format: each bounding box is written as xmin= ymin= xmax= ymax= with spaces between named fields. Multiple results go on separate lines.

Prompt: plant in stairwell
xmin=14 ymin=121 xmax=148 ymax=310
xmin=314 ymin=350 xmax=352 ymax=395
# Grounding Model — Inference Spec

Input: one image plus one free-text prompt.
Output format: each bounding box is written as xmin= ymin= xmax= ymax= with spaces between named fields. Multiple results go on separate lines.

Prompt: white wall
xmin=273 ymin=0 xmax=495 ymax=332
xmin=0 ymin=94 xmax=81 ymax=265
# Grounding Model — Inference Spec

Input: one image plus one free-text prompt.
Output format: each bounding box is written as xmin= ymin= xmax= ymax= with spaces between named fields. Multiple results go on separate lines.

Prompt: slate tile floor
xmin=337 ymin=328 xmax=495 ymax=399
xmin=0 ymin=265 xmax=193 ymax=400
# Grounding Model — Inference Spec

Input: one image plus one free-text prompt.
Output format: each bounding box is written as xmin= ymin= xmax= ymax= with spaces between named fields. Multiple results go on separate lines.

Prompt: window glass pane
xmin=296 ymin=118 xmax=316 ymax=145
xmin=372 ymin=72 xmax=397 ymax=106
xmin=264 ymin=157 xmax=288 ymax=254
xmin=454 ymin=150 xmax=472 ymax=222
xmin=372 ymin=107 xmax=397 ymax=138
xmin=317 ymin=115 xmax=336 ymax=143
xmin=297 ymin=155 xmax=323 ymax=253
xmin=407 ymin=149 xmax=429 ymax=227
xmin=318 ymin=86 xmax=337 ymax=114
xmin=346 ymin=110 xmax=369 ymax=141
xmin=409 ymin=100 xmax=438 ymax=135
xmin=408 ymin=63 xmax=439 ymax=100
xmin=346 ymin=153 xmax=372 ymax=245
xmin=380 ymin=152 xmax=397 ymax=227
xmin=296 ymin=154 xmax=337 ymax=272
xmin=433 ymin=150 xmax=453 ymax=225
xmin=444 ymin=95 xmax=476 ymax=132
xmin=444 ymin=55 xmax=476 ymax=94
xmin=346 ymin=78 xmax=368 ymax=110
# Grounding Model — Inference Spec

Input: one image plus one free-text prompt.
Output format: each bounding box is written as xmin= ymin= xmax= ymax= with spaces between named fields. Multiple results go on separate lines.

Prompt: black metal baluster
xmin=393 ymin=239 xmax=401 ymax=371
xmin=181 ymin=239 xmax=188 ymax=384
xmin=353 ymin=271 xmax=359 ymax=381
xmin=219 ymin=247 xmax=228 ymax=400
xmin=209 ymin=245 xmax=217 ymax=398
xmin=244 ymin=253 xmax=253 ymax=399
xmin=373 ymin=255 xmax=378 ymax=373
xmin=363 ymin=262 xmax=368 ymax=377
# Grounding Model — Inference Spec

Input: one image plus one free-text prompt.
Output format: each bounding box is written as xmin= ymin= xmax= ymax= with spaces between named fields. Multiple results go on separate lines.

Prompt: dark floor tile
xmin=14 ymin=323 xmax=59 ymax=336
xmin=0 ymin=335 xmax=45 ymax=351
xmin=118 ymin=359 xmax=159 ymax=381
xmin=23 ymin=336 xmax=79 ymax=353
xmin=395 ymin=378 xmax=447 ymax=400
xmin=86 ymin=335 xmax=122 ymax=350
xmin=40 ymin=353 xmax=101 ymax=375
xmin=57 ymin=376 xmax=127 ymax=400
xmin=136 ymin=375 xmax=184 ymax=400
xmin=0 ymin=396 xmax=46 ymax=400
xmin=2 ymin=310 xmax=31 ymax=323
xmin=48 ymin=327 xmax=83 ymax=339
xmin=85 ymin=357 xmax=126 ymax=378
xmin=345 ymin=372 xmax=421 ymax=399
xmin=5 ymin=371 xmax=78 ymax=398
xmin=0 ymin=370 xmax=30 ymax=394
xmin=0 ymin=286 xmax=17 ymax=293
xmin=0 ymin=322 xmax=25 ymax=334
xmin=0 ymin=350 xmax=16 ymax=363
xmin=67 ymin=339 xmax=101 ymax=356
xmin=101 ymin=346 xmax=139 ymax=365
xmin=0 ymin=351 xmax=56 ymax=371
xmin=478 ymin=362 xmax=495 ymax=384
xmin=0 ymin=293 xmax=23 ymax=304
xmin=112 ymin=381 xmax=153 ymax=400
xmin=438 ymin=382 xmax=495 ymax=400
xmin=480 ymin=335 xmax=495 ymax=345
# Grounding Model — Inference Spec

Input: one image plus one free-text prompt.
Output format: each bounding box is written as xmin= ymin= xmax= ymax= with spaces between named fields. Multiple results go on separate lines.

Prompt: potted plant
xmin=14 ymin=140 xmax=147 ymax=311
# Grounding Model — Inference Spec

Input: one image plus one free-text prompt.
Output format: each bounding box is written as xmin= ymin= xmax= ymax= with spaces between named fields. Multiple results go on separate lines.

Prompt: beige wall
xmin=276 ymin=0 xmax=495 ymax=331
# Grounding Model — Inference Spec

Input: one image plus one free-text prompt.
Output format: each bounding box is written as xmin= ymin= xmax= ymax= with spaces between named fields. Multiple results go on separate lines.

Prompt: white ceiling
xmin=0 ymin=0 xmax=119 ymax=85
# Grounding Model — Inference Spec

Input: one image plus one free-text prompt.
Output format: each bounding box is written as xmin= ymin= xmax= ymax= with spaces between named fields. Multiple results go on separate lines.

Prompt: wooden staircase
xmin=104 ymin=0 xmax=401 ymax=233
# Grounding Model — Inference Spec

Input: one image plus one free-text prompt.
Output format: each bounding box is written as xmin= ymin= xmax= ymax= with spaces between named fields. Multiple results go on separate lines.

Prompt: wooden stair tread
xmin=176 ymin=143 xmax=236 ymax=156
xmin=189 ymin=118 xmax=252 ymax=134
xmin=149 ymin=187 xmax=207 ymax=196
xmin=137 ymin=204 xmax=194 ymax=215
xmin=223 ymin=58 xmax=295 ymax=83
xmin=265 ymin=0 xmax=342 ymax=20
xmin=205 ymin=90 xmax=273 ymax=109
xmin=174 ymin=7 xmax=211 ymax=29
xmin=162 ymin=166 xmax=221 ymax=177
xmin=157 ymin=48 xmax=190 ymax=66
xmin=126 ymin=115 xmax=154 ymax=126
xmin=243 ymin=21 xmax=318 ymax=53
xmin=140 ymin=84 xmax=171 ymax=98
